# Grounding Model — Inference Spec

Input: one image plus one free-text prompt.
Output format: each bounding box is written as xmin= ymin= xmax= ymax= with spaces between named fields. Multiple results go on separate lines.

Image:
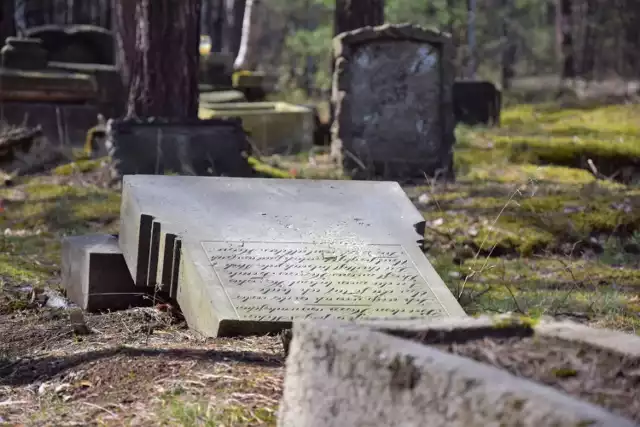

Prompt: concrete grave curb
xmin=278 ymin=317 xmax=639 ymax=427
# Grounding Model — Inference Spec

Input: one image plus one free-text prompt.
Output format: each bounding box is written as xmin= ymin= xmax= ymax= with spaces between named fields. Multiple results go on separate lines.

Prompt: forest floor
xmin=0 ymin=100 xmax=638 ymax=425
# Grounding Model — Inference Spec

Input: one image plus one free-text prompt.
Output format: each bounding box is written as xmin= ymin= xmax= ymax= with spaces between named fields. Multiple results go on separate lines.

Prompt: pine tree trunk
xmin=0 ymin=0 xmax=15 ymax=43
xmin=210 ymin=0 xmax=224 ymax=52
xmin=334 ymin=0 xmax=384 ymax=36
xmin=580 ymin=0 xmax=596 ymax=80
xmin=558 ymin=0 xmax=574 ymax=80
xmin=115 ymin=0 xmax=201 ymax=119
xmin=222 ymin=0 xmax=245 ymax=58
xmin=501 ymin=0 xmax=516 ymax=89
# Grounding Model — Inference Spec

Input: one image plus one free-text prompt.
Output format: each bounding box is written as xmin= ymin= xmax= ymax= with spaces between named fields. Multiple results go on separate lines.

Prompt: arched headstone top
xmin=333 ymin=23 xmax=451 ymax=59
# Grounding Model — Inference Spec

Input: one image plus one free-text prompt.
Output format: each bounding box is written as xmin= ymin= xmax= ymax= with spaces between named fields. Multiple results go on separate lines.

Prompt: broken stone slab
xmin=331 ymin=23 xmax=456 ymax=180
xmin=277 ymin=319 xmax=639 ymax=427
xmin=105 ymin=117 xmax=255 ymax=179
xmin=118 ymin=175 xmax=465 ymax=337
xmin=61 ymin=234 xmax=151 ymax=312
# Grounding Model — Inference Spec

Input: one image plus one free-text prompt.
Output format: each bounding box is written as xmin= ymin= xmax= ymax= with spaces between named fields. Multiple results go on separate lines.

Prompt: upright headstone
xmin=331 ymin=24 xmax=455 ymax=180
xmin=118 ymin=175 xmax=465 ymax=337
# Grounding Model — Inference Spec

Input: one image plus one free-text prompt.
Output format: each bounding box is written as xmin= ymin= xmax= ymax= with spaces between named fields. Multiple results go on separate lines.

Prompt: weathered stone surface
xmin=453 ymin=80 xmax=502 ymax=126
xmin=331 ymin=24 xmax=455 ymax=180
xmin=199 ymin=102 xmax=314 ymax=155
xmin=61 ymin=234 xmax=150 ymax=312
xmin=277 ymin=320 xmax=637 ymax=427
xmin=106 ymin=117 xmax=255 ymax=179
xmin=118 ymin=175 xmax=464 ymax=337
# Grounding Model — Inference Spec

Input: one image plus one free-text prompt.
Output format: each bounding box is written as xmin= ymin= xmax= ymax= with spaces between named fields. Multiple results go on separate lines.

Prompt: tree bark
xmin=115 ymin=0 xmax=201 ymax=119
xmin=334 ymin=0 xmax=384 ymax=36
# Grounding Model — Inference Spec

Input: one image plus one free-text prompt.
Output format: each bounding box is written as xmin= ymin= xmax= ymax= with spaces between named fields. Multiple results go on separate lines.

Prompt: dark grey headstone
xmin=106 ymin=117 xmax=255 ymax=179
xmin=61 ymin=234 xmax=151 ymax=312
xmin=331 ymin=24 xmax=455 ymax=180
xmin=118 ymin=175 xmax=465 ymax=337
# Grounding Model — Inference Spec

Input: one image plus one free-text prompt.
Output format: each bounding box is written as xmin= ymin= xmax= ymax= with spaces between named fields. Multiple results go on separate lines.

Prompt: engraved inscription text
xmin=202 ymin=241 xmax=447 ymax=322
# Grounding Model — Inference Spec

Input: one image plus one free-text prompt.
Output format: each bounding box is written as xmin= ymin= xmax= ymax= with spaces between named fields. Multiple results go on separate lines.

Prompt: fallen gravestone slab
xmin=106 ymin=117 xmax=255 ymax=179
xmin=331 ymin=24 xmax=455 ymax=180
xmin=61 ymin=234 xmax=151 ymax=312
xmin=118 ymin=175 xmax=465 ymax=337
xmin=278 ymin=317 xmax=639 ymax=427
xmin=453 ymin=80 xmax=502 ymax=126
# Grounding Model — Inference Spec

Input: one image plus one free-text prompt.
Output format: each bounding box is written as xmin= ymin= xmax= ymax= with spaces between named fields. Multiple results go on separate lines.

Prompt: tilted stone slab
xmin=277 ymin=319 xmax=638 ymax=427
xmin=118 ymin=175 xmax=465 ymax=337
xmin=331 ymin=24 xmax=456 ymax=180
xmin=61 ymin=234 xmax=150 ymax=312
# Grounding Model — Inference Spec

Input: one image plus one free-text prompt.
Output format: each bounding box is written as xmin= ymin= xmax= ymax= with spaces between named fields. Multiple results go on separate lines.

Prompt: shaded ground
xmin=0 ymin=101 xmax=639 ymax=424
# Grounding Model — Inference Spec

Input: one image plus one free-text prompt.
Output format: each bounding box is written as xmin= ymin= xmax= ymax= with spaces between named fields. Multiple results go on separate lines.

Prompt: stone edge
xmin=330 ymin=23 xmax=455 ymax=179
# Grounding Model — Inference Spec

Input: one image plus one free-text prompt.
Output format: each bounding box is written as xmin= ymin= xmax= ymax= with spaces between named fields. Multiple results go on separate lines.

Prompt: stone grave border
xmin=331 ymin=23 xmax=456 ymax=179
xmin=278 ymin=316 xmax=640 ymax=426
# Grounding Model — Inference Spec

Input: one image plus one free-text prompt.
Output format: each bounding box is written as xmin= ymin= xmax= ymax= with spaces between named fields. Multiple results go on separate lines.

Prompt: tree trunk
xmin=334 ymin=0 xmax=384 ymax=36
xmin=558 ymin=0 xmax=574 ymax=81
xmin=501 ymin=0 xmax=516 ymax=89
xmin=115 ymin=0 xmax=201 ymax=119
xmin=222 ymin=0 xmax=245 ymax=58
xmin=580 ymin=0 xmax=596 ymax=81
xmin=623 ymin=0 xmax=640 ymax=79
xmin=233 ymin=0 xmax=262 ymax=70
xmin=0 ymin=0 xmax=15 ymax=43
xmin=210 ymin=0 xmax=224 ymax=52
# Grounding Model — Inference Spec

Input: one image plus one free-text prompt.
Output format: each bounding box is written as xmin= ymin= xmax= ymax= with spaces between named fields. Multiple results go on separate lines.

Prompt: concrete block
xmin=61 ymin=234 xmax=151 ymax=312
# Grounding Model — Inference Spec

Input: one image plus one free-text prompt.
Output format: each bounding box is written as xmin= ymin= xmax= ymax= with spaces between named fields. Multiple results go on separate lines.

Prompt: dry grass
xmin=0 ymin=308 xmax=284 ymax=426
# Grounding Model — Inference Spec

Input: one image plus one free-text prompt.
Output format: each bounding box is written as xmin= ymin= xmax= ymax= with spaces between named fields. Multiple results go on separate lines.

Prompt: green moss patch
xmin=0 ymin=180 xmax=121 ymax=233
xmin=421 ymin=180 xmax=639 ymax=256
xmin=466 ymin=103 xmax=640 ymax=181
